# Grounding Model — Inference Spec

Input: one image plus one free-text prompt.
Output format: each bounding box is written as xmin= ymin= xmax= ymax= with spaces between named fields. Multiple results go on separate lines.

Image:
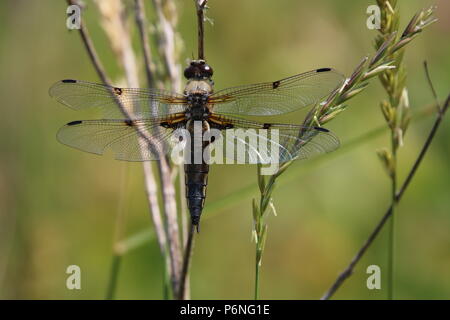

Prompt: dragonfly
xmin=50 ymin=60 xmax=344 ymax=230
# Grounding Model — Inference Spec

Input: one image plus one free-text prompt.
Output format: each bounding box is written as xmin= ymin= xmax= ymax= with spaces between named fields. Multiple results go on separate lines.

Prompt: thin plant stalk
xmin=178 ymin=224 xmax=196 ymax=300
xmin=195 ymin=0 xmax=207 ymax=60
xmin=321 ymin=91 xmax=450 ymax=300
xmin=106 ymin=162 xmax=129 ymax=299
xmin=152 ymin=0 xmax=182 ymax=91
xmin=375 ymin=0 xmax=405 ymax=299
xmin=106 ymin=254 xmax=122 ymax=300
xmin=134 ymin=0 xmax=161 ymax=89
xmin=67 ymin=0 xmax=183 ymax=298
xmin=253 ymin=163 xmax=286 ymax=299
xmin=94 ymin=0 xmax=183 ymax=296
xmin=251 ymin=3 xmax=436 ymax=299
xmin=128 ymin=0 xmax=184 ymax=298
xmin=254 ymin=257 xmax=260 ymax=300
xmin=388 ymin=167 xmax=396 ymax=299
xmin=373 ymin=0 xmax=437 ymax=299
xmin=149 ymin=0 xmax=185 ymax=297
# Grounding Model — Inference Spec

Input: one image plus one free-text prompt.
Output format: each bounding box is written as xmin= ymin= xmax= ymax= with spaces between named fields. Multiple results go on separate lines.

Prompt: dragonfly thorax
xmin=184 ymin=79 xmax=213 ymax=96
xmin=187 ymin=93 xmax=209 ymax=120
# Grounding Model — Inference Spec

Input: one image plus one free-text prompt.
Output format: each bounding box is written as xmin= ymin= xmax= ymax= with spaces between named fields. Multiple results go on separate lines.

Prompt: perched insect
xmin=50 ymin=61 xmax=344 ymax=230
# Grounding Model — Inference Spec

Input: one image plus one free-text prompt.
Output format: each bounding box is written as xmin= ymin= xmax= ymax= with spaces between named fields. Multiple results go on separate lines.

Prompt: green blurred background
xmin=1 ymin=0 xmax=449 ymax=299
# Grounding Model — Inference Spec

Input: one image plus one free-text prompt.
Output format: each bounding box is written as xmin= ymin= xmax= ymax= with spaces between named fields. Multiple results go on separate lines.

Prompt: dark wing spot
xmin=62 ymin=79 xmax=77 ymax=83
xmin=67 ymin=120 xmax=82 ymax=126
xmin=210 ymin=136 xmax=216 ymax=143
xmin=113 ymin=87 xmax=123 ymax=95
xmin=314 ymin=126 xmax=330 ymax=132
xmin=316 ymin=68 xmax=332 ymax=73
xmin=263 ymin=123 xmax=271 ymax=129
xmin=272 ymin=80 xmax=281 ymax=89
xmin=160 ymin=122 xmax=170 ymax=128
xmin=124 ymin=119 xmax=134 ymax=127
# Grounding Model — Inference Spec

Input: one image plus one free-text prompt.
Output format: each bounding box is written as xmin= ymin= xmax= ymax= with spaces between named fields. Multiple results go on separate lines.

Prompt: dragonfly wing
xmin=50 ymin=79 xmax=188 ymax=119
xmin=57 ymin=115 xmax=186 ymax=161
xmin=207 ymin=115 xmax=340 ymax=164
xmin=209 ymin=68 xmax=344 ymax=116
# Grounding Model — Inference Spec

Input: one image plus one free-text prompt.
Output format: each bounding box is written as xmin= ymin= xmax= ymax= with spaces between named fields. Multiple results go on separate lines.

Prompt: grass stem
xmin=178 ymin=223 xmax=196 ymax=299
xmin=388 ymin=143 xmax=397 ymax=300
xmin=254 ymin=257 xmax=260 ymax=300
xmin=106 ymin=254 xmax=122 ymax=300
xmin=321 ymin=94 xmax=450 ymax=300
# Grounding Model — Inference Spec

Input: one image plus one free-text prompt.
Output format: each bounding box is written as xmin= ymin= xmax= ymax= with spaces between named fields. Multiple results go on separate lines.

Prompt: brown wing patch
xmin=115 ymin=113 xmax=186 ymax=129
xmin=160 ymin=97 xmax=189 ymax=104
xmin=158 ymin=113 xmax=187 ymax=128
xmin=207 ymin=114 xmax=235 ymax=129
xmin=207 ymin=95 xmax=236 ymax=113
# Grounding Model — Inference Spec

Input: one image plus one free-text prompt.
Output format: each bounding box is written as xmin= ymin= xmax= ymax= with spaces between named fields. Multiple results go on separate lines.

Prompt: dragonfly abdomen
xmin=184 ymin=163 xmax=209 ymax=228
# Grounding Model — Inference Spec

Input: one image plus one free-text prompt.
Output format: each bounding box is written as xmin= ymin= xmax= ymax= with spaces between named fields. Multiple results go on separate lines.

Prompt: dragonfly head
xmin=184 ymin=60 xmax=213 ymax=80
xmin=184 ymin=60 xmax=214 ymax=95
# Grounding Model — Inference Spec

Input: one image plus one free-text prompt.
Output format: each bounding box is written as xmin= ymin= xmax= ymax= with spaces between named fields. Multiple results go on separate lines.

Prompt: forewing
xmin=50 ymin=79 xmax=188 ymax=119
xmin=57 ymin=115 xmax=186 ymax=161
xmin=207 ymin=115 xmax=339 ymax=164
xmin=209 ymin=68 xmax=344 ymax=116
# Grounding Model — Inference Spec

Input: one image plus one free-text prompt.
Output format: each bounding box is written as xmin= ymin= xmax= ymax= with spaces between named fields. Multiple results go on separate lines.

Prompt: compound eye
xmin=184 ymin=66 xmax=195 ymax=79
xmin=203 ymin=64 xmax=213 ymax=77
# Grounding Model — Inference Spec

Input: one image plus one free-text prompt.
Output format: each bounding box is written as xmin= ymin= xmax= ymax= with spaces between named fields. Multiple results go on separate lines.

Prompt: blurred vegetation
xmin=0 ymin=0 xmax=449 ymax=299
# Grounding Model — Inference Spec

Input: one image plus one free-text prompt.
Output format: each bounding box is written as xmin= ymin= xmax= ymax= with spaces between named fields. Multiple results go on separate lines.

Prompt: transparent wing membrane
xmin=57 ymin=118 xmax=184 ymax=161
xmin=207 ymin=115 xmax=340 ymax=164
xmin=209 ymin=68 xmax=344 ymax=116
xmin=49 ymin=79 xmax=188 ymax=119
